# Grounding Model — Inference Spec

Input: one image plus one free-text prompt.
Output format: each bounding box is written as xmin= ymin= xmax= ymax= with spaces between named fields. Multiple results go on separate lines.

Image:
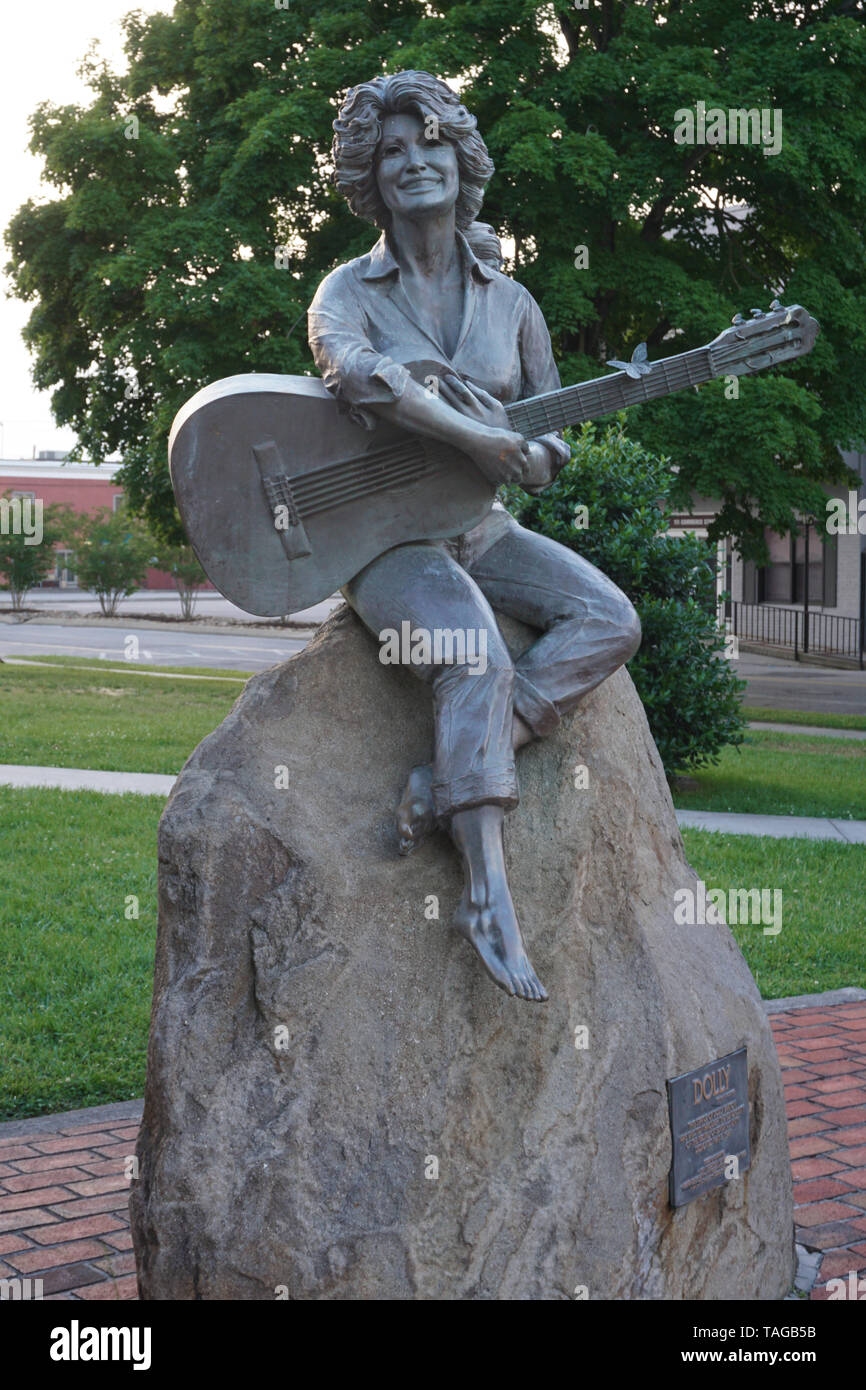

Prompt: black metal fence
xmin=729 ymin=602 xmax=864 ymax=668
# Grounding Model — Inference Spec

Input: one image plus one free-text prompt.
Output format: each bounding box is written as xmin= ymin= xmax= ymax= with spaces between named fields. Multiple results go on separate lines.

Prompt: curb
xmin=764 ymin=986 xmax=866 ymax=1014
xmin=0 ymin=1097 xmax=144 ymax=1140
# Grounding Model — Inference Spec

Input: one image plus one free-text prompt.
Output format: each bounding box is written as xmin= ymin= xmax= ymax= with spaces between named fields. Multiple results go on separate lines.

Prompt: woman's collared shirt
xmin=307 ymin=229 xmax=570 ymax=479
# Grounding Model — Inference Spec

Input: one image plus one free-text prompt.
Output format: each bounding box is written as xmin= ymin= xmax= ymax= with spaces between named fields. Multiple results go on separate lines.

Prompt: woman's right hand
xmin=465 ymin=426 xmax=531 ymax=486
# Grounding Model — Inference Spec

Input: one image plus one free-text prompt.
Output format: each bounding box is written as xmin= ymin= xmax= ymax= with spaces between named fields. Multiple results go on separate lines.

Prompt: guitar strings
xmin=279 ymin=336 xmax=791 ymax=521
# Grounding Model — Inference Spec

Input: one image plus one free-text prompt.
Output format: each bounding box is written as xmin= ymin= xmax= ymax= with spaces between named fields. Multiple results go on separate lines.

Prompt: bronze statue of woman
xmin=308 ymin=71 xmax=641 ymax=1003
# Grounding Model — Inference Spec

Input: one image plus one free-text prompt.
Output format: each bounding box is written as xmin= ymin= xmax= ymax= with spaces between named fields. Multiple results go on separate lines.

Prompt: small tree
xmin=0 ymin=494 xmax=72 ymax=610
xmin=154 ymin=542 xmax=205 ymax=620
xmin=70 ymin=505 xmax=154 ymax=616
xmin=502 ymin=419 xmax=746 ymax=776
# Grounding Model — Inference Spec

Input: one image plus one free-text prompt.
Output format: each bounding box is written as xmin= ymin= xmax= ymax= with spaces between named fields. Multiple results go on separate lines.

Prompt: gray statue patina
xmin=308 ymin=71 xmax=641 ymax=1002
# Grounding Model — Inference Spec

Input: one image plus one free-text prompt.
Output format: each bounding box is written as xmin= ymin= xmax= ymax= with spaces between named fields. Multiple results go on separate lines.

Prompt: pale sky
xmin=1 ymin=0 xmax=170 ymax=460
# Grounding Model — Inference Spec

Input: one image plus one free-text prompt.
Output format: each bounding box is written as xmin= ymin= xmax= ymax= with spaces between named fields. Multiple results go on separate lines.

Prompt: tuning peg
xmin=769 ymin=298 xmax=781 ymax=311
xmin=750 ymin=308 xmax=764 ymax=318
xmin=732 ymin=313 xmax=744 ymax=325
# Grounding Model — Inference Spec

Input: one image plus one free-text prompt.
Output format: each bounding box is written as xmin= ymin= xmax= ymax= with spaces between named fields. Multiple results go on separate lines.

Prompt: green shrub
xmin=70 ymin=504 xmax=155 ymax=615
xmin=502 ymin=418 xmax=745 ymax=774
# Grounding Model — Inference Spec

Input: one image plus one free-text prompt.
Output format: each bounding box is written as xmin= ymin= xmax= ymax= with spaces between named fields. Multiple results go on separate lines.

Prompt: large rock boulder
xmin=130 ymin=605 xmax=794 ymax=1300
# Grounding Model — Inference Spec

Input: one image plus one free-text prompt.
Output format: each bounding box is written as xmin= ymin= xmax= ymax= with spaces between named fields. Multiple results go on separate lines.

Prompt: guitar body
xmin=168 ymin=371 xmax=495 ymax=616
xmin=168 ymin=303 xmax=818 ymax=616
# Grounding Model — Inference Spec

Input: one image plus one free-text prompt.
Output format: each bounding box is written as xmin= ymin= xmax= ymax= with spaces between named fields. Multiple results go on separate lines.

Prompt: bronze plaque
xmin=666 ymin=1047 xmax=750 ymax=1208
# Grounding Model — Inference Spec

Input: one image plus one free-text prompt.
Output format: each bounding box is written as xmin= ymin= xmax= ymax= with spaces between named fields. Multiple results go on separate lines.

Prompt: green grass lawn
xmin=10 ymin=653 xmax=250 ymax=680
xmin=0 ymin=778 xmax=861 ymax=1119
xmin=1 ymin=661 xmax=863 ymax=1118
xmin=743 ymin=704 xmax=866 ymax=732
xmin=0 ymin=658 xmax=248 ymax=774
xmin=674 ymin=728 xmax=866 ymax=820
xmin=0 ymin=786 xmax=162 ymax=1121
xmin=681 ymin=828 xmax=866 ymax=1000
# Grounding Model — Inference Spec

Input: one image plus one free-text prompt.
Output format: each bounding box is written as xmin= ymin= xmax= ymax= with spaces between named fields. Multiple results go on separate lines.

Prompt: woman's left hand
xmin=438 ymin=374 xmax=510 ymax=430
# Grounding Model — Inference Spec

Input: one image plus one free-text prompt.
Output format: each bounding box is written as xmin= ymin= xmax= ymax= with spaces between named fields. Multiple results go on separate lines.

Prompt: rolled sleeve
xmin=307 ymin=268 xmax=411 ymax=429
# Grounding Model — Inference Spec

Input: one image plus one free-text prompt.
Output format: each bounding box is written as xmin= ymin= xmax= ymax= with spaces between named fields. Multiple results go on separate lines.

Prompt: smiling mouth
xmin=400 ymin=178 xmax=442 ymax=191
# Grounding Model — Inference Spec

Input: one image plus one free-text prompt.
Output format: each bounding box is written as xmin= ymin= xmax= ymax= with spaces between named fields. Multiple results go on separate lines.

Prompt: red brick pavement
xmin=0 ymin=1118 xmax=138 ymax=1300
xmin=1 ymin=1000 xmax=864 ymax=1300
xmin=770 ymin=1001 xmax=866 ymax=1298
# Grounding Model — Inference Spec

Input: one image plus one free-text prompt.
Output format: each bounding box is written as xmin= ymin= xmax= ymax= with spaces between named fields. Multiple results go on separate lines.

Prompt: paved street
xmin=0 ymin=588 xmax=328 ymax=623
xmin=0 ymin=622 xmax=305 ymax=671
xmin=739 ymin=652 xmax=866 ymax=717
xmin=1 ymin=597 xmax=865 ymax=713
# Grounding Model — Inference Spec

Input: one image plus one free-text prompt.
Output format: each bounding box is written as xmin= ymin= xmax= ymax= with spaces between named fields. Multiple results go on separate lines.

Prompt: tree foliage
xmin=503 ymin=419 xmax=746 ymax=774
xmin=6 ymin=0 xmax=866 ymax=553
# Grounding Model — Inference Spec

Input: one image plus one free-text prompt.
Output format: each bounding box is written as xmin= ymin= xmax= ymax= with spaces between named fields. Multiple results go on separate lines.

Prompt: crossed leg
xmin=343 ymin=539 xmax=546 ymax=999
xmin=467 ymin=516 xmax=642 ymax=727
xmin=342 ymin=518 xmax=641 ymax=1001
xmin=397 ymin=517 xmax=642 ymax=844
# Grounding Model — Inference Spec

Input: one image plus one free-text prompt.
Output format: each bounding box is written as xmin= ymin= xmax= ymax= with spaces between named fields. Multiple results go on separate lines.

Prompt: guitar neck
xmin=506 ymin=344 xmax=713 ymax=437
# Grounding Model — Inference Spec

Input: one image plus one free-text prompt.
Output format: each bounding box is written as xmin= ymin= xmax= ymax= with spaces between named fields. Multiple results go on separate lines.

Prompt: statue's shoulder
xmin=483 ymin=264 xmax=542 ymax=316
xmin=309 ymin=257 xmax=364 ymax=313
xmin=310 ymin=238 xmax=394 ymax=311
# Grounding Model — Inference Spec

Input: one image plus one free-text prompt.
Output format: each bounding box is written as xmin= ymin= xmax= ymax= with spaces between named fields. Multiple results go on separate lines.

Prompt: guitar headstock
xmin=709 ymin=301 xmax=819 ymax=377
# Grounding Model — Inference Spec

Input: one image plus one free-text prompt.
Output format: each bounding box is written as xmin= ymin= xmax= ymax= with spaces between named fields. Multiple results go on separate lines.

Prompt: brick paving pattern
xmin=1 ymin=1000 xmax=864 ymax=1299
xmin=0 ymin=1119 xmax=138 ymax=1300
xmin=770 ymin=1000 xmax=866 ymax=1298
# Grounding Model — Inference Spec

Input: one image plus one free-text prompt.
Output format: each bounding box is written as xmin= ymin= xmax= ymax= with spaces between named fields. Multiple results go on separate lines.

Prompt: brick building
xmin=0 ymin=454 xmax=181 ymax=591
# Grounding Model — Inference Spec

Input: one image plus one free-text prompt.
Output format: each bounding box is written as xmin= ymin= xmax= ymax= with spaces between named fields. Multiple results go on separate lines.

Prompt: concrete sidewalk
xmin=676 ymin=808 xmax=866 ymax=843
xmin=0 ymin=766 xmax=175 ymax=796
xmin=749 ymin=721 xmax=866 ymax=741
xmin=1 ymin=763 xmax=864 ymax=842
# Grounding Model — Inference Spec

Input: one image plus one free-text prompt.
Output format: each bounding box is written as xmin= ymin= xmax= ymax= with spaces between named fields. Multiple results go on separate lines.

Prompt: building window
xmin=748 ymin=526 xmax=837 ymax=608
xmin=112 ymin=493 xmax=125 ymax=512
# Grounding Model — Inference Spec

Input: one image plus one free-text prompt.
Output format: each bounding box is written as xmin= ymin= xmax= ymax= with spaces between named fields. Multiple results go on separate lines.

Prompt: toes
xmin=518 ymin=960 xmax=548 ymax=1003
xmin=510 ymin=971 xmax=530 ymax=1000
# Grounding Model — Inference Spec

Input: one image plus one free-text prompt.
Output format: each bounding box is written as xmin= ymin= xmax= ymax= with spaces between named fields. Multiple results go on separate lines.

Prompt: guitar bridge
xmin=252 ymin=441 xmax=312 ymax=561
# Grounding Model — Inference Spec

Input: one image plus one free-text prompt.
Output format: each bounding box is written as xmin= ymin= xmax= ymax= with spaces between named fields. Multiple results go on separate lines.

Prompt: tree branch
xmin=640 ymin=146 xmax=710 ymax=243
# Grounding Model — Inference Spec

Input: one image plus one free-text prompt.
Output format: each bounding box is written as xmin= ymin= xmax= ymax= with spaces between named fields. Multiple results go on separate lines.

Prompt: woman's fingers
xmin=440 ymin=377 xmax=483 ymax=419
xmin=464 ymin=381 xmax=499 ymax=408
xmin=438 ymin=379 xmax=471 ymax=412
xmin=445 ymin=374 xmax=496 ymax=407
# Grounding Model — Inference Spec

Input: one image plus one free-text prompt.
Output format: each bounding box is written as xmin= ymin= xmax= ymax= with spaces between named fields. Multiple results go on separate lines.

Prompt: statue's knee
xmin=616 ymin=599 xmax=642 ymax=663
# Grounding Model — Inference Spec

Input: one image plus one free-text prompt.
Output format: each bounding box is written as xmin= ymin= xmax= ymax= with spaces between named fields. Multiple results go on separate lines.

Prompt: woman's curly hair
xmin=332 ymin=70 xmax=502 ymax=267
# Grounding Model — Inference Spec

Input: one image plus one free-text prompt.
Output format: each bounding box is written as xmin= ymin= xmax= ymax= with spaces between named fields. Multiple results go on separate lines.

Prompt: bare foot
xmin=449 ymin=804 xmax=547 ymax=1002
xmin=396 ymin=764 xmax=435 ymax=855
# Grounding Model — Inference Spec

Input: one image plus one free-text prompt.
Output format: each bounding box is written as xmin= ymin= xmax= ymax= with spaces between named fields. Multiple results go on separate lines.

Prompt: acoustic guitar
xmin=168 ymin=300 xmax=818 ymax=616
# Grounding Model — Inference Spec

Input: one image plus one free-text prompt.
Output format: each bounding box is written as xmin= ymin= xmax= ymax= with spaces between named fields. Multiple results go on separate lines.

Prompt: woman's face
xmin=375 ymin=111 xmax=459 ymax=222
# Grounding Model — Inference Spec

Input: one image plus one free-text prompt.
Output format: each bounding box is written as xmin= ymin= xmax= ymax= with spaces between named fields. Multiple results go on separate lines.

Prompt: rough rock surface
xmin=130 ymin=605 xmax=794 ymax=1300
